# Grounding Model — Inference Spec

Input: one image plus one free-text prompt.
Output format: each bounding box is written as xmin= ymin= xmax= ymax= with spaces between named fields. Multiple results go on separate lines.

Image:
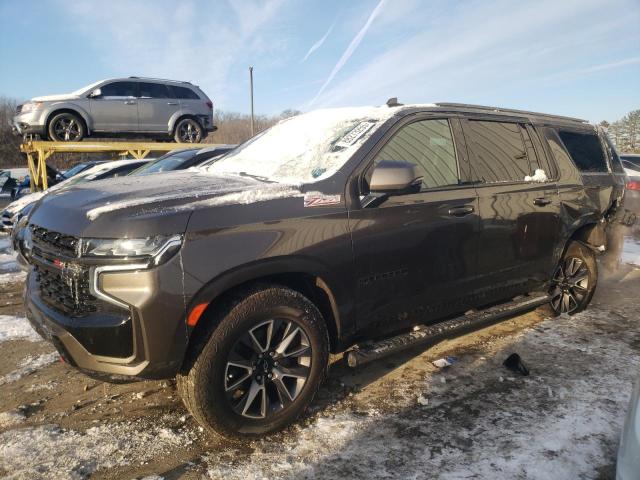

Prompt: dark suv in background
xmin=18 ymin=102 xmax=626 ymax=439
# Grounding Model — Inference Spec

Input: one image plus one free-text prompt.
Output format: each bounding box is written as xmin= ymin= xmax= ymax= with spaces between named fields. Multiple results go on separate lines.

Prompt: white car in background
xmin=2 ymin=159 xmax=150 ymax=231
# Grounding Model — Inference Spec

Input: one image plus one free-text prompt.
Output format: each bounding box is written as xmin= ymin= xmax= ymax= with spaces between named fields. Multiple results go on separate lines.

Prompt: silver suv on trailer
xmin=11 ymin=77 xmax=215 ymax=143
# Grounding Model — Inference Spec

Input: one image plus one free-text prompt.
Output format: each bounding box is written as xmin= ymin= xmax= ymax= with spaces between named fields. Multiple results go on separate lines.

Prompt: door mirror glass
xmin=369 ymin=160 xmax=422 ymax=193
xmin=89 ymin=88 xmax=102 ymax=98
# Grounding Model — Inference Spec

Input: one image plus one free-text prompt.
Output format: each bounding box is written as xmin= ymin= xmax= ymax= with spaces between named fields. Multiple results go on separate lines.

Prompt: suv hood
xmin=28 ymin=171 xmax=302 ymax=238
xmin=31 ymin=93 xmax=81 ymax=102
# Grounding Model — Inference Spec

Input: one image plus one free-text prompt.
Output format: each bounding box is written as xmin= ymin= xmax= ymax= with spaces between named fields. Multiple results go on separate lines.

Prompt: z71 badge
xmin=303 ymin=193 xmax=342 ymax=207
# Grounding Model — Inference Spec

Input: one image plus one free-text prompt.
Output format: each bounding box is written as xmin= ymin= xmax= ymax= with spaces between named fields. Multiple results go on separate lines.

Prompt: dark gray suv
xmin=18 ymin=103 xmax=627 ymax=439
xmin=11 ymin=77 xmax=215 ymax=143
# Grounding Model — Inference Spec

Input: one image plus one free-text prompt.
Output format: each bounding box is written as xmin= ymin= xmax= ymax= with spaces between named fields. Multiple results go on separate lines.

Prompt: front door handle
xmin=124 ymin=100 xmax=137 ymax=105
xmin=533 ymin=197 xmax=552 ymax=206
xmin=448 ymin=205 xmax=475 ymax=217
xmin=167 ymin=102 xmax=178 ymax=106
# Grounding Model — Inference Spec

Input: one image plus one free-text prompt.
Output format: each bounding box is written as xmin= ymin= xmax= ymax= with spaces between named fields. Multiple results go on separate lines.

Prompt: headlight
xmin=80 ymin=234 xmax=182 ymax=265
xmin=20 ymin=102 xmax=43 ymax=113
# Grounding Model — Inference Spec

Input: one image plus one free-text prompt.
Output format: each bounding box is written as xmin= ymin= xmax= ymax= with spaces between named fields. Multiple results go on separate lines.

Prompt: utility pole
xmin=249 ymin=66 xmax=255 ymax=137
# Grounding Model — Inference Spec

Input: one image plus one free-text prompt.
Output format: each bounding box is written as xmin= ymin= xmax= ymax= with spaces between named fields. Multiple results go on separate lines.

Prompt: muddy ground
xmin=0 ymin=230 xmax=639 ymax=480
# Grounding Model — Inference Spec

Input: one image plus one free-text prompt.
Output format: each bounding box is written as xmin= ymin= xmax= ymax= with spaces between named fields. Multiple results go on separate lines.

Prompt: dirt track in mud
xmin=1 ymin=230 xmax=639 ymax=479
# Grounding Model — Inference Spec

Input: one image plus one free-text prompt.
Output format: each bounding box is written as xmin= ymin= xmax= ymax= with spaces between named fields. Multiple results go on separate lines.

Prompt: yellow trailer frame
xmin=20 ymin=141 xmax=207 ymax=190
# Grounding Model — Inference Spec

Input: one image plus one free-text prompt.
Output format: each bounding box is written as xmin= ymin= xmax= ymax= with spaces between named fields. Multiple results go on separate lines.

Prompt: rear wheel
xmin=177 ymin=285 xmax=329 ymax=439
xmin=549 ymin=241 xmax=597 ymax=315
xmin=48 ymin=112 xmax=85 ymax=142
xmin=174 ymin=117 xmax=203 ymax=143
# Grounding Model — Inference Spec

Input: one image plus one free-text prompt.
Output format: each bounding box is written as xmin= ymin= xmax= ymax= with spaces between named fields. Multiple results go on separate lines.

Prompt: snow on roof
xmin=205 ymin=106 xmax=402 ymax=184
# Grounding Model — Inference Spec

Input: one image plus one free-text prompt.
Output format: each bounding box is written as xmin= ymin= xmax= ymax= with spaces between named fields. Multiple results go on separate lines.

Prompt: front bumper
xmin=24 ymin=251 xmax=189 ymax=381
xmin=10 ymin=111 xmax=46 ymax=136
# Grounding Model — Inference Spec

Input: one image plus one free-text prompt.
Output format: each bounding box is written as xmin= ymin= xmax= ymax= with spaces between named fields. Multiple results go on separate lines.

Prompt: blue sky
xmin=0 ymin=0 xmax=639 ymax=122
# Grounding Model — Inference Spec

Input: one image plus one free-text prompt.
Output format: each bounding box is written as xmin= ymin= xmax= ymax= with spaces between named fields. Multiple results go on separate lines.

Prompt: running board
xmin=346 ymin=293 xmax=551 ymax=368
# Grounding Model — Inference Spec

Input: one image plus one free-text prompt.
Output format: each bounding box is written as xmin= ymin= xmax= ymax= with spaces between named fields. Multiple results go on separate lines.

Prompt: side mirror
xmin=369 ymin=160 xmax=422 ymax=193
xmin=89 ymin=88 xmax=102 ymax=98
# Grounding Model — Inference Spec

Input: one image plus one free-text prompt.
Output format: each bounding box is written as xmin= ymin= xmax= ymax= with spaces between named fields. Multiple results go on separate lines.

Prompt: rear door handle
xmin=448 ymin=205 xmax=475 ymax=217
xmin=124 ymin=100 xmax=137 ymax=105
xmin=533 ymin=197 xmax=552 ymax=206
xmin=167 ymin=102 xmax=178 ymax=105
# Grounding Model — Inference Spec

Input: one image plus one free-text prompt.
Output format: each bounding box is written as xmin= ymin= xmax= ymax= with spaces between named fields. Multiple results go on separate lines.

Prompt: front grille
xmin=31 ymin=225 xmax=79 ymax=258
xmin=34 ymin=263 xmax=100 ymax=316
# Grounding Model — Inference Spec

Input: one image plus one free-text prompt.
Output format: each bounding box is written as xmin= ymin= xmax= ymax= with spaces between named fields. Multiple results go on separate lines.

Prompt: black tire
xmin=47 ymin=112 xmax=85 ymax=142
xmin=173 ymin=117 xmax=203 ymax=143
xmin=549 ymin=241 xmax=597 ymax=315
xmin=177 ymin=285 xmax=329 ymax=439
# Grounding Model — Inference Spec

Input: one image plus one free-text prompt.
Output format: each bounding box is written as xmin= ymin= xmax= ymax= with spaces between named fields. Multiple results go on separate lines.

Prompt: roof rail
xmin=434 ymin=102 xmax=588 ymax=124
xmin=128 ymin=76 xmax=191 ymax=84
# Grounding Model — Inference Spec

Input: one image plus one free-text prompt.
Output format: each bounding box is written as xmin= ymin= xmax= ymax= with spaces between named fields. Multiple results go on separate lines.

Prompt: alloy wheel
xmin=178 ymin=120 xmax=201 ymax=143
xmin=224 ymin=318 xmax=312 ymax=419
xmin=53 ymin=117 xmax=82 ymax=141
xmin=550 ymin=256 xmax=590 ymax=314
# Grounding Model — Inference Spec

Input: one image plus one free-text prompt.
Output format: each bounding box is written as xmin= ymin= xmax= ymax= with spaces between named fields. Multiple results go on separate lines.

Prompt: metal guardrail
xmin=19 ymin=141 xmax=208 ymax=190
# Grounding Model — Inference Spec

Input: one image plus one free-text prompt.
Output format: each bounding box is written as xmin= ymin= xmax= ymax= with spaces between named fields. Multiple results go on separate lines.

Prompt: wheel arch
xmin=168 ymin=112 xmax=200 ymax=135
xmin=183 ymin=260 xmax=344 ymax=363
xmin=45 ymin=107 xmax=91 ymax=137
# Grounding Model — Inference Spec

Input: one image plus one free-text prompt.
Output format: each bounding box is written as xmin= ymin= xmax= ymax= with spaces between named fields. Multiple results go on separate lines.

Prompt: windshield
xmin=71 ymin=80 xmax=105 ymax=96
xmin=131 ymin=150 xmax=196 ymax=175
xmin=205 ymin=107 xmax=396 ymax=184
xmin=62 ymin=162 xmax=93 ymax=179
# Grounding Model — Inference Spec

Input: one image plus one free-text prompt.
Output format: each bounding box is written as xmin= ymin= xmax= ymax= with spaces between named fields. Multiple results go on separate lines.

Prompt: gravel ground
xmin=0 ymin=230 xmax=639 ymax=480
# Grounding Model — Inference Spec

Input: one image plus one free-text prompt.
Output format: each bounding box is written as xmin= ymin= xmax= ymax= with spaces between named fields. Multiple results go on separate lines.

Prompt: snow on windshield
xmin=205 ymin=106 xmax=398 ymax=184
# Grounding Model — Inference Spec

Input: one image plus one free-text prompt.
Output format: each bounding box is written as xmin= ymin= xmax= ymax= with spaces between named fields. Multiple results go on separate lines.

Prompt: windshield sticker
xmin=304 ymin=193 xmax=342 ymax=207
xmin=335 ymin=121 xmax=376 ymax=148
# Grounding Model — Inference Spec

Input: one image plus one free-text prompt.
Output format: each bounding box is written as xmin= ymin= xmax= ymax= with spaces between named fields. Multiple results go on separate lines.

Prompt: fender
xmin=185 ymin=255 xmax=353 ymax=346
xmin=42 ymin=102 xmax=93 ymax=133
xmin=167 ymin=109 xmax=200 ymax=133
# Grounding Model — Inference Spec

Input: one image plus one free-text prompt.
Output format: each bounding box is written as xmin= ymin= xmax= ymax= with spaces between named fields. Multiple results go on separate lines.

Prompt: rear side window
xmin=139 ymin=82 xmax=171 ymax=99
xmin=557 ymin=130 xmax=608 ymax=173
xmin=464 ymin=121 xmax=530 ymax=183
xmin=100 ymin=81 xmax=138 ymax=97
xmin=372 ymin=119 xmax=459 ymax=190
xmin=169 ymin=85 xmax=200 ymax=100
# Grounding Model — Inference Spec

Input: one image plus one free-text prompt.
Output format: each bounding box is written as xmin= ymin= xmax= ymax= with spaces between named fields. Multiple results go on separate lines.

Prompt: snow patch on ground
xmin=524 ymin=168 xmax=549 ymax=182
xmin=0 ymin=352 xmax=57 ymax=385
xmin=0 ymin=315 xmax=41 ymax=343
xmin=0 ymin=270 xmax=27 ymax=285
xmin=0 ymin=409 xmax=25 ymax=428
xmin=0 ymin=416 xmax=198 ymax=479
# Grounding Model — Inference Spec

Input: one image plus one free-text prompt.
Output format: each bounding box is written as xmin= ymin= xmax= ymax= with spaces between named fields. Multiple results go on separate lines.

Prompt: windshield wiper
xmin=237 ymin=172 xmax=275 ymax=183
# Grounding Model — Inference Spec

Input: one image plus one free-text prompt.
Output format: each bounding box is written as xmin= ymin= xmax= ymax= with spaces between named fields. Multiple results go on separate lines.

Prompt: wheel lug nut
xmin=268 ymin=373 xmax=273 ymax=379
xmin=269 ymin=352 xmax=275 ymax=357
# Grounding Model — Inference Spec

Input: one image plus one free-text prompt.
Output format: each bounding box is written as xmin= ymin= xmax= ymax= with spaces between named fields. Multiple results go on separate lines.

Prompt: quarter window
xmin=100 ymin=81 xmax=138 ymax=98
xmin=557 ymin=130 xmax=608 ymax=173
xmin=370 ymin=119 xmax=459 ymax=191
xmin=169 ymin=85 xmax=200 ymax=100
xmin=139 ymin=82 xmax=171 ymax=99
xmin=465 ymin=121 xmax=530 ymax=183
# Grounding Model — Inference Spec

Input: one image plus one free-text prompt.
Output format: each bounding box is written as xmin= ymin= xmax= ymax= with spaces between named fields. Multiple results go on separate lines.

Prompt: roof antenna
xmin=386 ymin=97 xmax=403 ymax=107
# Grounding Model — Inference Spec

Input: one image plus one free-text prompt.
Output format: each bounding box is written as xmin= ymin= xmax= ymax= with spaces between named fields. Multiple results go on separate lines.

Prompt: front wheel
xmin=174 ymin=118 xmax=203 ymax=143
xmin=549 ymin=241 xmax=597 ymax=315
xmin=177 ymin=285 xmax=329 ymax=439
xmin=48 ymin=112 xmax=85 ymax=142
